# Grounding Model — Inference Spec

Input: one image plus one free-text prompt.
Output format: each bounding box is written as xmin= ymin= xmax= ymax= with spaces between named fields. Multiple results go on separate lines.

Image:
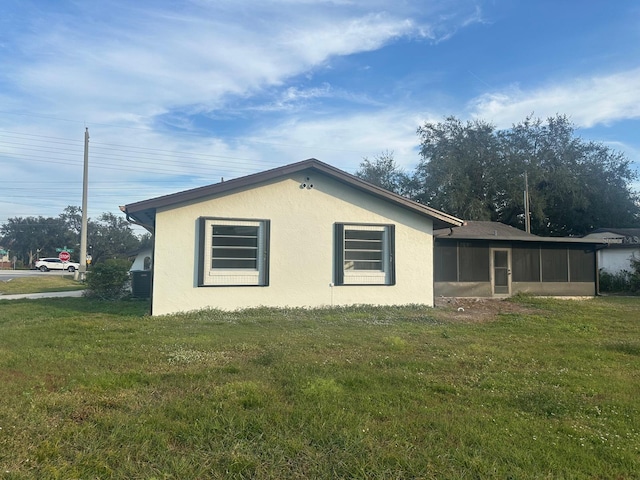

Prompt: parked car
xmin=35 ymin=258 xmax=81 ymax=272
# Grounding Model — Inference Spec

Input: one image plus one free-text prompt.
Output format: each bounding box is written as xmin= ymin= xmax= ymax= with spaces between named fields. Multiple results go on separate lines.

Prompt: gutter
xmin=119 ymin=206 xmax=155 ymax=234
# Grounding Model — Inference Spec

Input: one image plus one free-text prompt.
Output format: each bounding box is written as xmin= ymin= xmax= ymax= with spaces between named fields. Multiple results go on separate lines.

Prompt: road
xmin=0 ymin=269 xmax=71 ymax=281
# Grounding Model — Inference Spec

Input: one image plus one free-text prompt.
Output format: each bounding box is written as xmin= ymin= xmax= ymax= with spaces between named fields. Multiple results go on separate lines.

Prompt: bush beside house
xmin=84 ymin=259 xmax=132 ymax=300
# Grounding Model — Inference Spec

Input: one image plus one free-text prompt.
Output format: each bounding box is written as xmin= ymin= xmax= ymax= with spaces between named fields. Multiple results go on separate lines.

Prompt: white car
xmin=35 ymin=258 xmax=81 ymax=272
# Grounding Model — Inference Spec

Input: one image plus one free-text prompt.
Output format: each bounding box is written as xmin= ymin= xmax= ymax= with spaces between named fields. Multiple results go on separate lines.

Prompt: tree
xmin=413 ymin=117 xmax=500 ymax=220
xmin=0 ymin=216 xmax=74 ymax=266
xmin=497 ymin=115 xmax=640 ymax=235
xmin=413 ymin=114 xmax=640 ymax=235
xmin=1 ymin=206 xmax=146 ymax=267
xmin=88 ymin=212 xmax=141 ymax=265
xmin=355 ymin=151 xmax=410 ymax=195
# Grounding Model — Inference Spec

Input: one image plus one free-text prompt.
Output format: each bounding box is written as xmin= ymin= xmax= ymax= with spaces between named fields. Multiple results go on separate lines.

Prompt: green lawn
xmin=0 ymin=275 xmax=85 ymax=295
xmin=0 ymin=296 xmax=638 ymax=479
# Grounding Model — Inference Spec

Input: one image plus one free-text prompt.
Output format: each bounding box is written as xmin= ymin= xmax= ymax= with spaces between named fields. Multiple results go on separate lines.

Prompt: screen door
xmin=492 ymin=248 xmax=511 ymax=295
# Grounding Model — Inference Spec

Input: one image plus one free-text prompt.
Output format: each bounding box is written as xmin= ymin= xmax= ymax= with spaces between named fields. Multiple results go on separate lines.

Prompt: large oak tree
xmin=358 ymin=115 xmax=640 ymax=236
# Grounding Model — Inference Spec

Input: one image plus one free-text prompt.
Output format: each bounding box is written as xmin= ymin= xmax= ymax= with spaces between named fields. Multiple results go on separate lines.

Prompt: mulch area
xmin=433 ymin=296 xmax=540 ymax=323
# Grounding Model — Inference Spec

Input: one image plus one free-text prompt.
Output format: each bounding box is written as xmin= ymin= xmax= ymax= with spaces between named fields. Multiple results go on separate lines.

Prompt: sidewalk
xmin=0 ymin=290 xmax=85 ymax=300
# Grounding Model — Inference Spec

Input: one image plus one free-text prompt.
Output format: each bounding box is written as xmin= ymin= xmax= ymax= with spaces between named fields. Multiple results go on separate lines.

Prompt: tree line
xmin=356 ymin=114 xmax=640 ymax=236
xmin=3 ymin=113 xmax=638 ymax=266
xmin=0 ymin=206 xmax=150 ymax=268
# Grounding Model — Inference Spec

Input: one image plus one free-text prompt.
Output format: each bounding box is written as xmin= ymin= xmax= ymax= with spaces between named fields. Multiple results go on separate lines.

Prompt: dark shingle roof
xmin=435 ymin=221 xmax=537 ymax=240
xmin=588 ymin=228 xmax=640 ymax=237
xmin=585 ymin=228 xmax=640 ymax=246
xmin=435 ymin=221 xmax=605 ymax=245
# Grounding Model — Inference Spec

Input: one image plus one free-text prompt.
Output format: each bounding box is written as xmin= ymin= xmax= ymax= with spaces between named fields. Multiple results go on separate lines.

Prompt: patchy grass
xmin=0 ymin=297 xmax=638 ymax=478
xmin=0 ymin=275 xmax=85 ymax=295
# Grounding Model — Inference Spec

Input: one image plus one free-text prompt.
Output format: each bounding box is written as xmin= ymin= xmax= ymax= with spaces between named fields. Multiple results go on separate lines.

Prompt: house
xmin=121 ymin=159 xmax=463 ymax=315
xmin=0 ymin=248 xmax=8 ymax=269
xmin=434 ymin=221 xmax=605 ymax=298
xmin=129 ymin=247 xmax=153 ymax=272
xmin=582 ymin=228 xmax=640 ymax=275
xmin=128 ymin=247 xmax=153 ymax=299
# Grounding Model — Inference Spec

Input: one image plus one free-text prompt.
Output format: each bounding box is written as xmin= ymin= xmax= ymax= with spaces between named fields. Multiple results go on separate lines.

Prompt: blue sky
xmin=1 ymin=0 xmax=639 ymax=228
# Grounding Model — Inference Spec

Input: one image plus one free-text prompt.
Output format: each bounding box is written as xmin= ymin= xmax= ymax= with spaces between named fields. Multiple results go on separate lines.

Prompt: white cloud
xmin=245 ymin=107 xmax=426 ymax=172
xmin=469 ymin=68 xmax=640 ymax=129
xmin=9 ymin=4 xmax=429 ymax=118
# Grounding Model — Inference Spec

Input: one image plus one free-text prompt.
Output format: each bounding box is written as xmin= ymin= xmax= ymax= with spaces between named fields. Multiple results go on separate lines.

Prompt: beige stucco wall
xmin=151 ymin=170 xmax=435 ymax=315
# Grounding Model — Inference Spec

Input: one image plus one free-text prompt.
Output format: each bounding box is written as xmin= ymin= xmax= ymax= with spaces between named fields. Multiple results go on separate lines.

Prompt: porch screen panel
xmin=569 ymin=247 xmax=595 ymax=282
xmin=434 ymin=241 xmax=458 ymax=281
xmin=541 ymin=246 xmax=568 ymax=282
xmin=512 ymin=246 xmax=540 ymax=282
xmin=458 ymin=242 xmax=489 ymax=282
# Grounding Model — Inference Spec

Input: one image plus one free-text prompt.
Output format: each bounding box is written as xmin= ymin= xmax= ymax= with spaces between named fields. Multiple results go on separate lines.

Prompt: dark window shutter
xmin=388 ymin=224 xmax=396 ymax=285
xmin=198 ymin=217 xmax=206 ymax=286
xmin=263 ymin=220 xmax=270 ymax=286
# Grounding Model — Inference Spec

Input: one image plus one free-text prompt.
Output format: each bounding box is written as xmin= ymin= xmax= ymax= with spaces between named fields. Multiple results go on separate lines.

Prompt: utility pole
xmin=78 ymin=127 xmax=89 ymax=281
xmin=524 ymin=171 xmax=531 ymax=234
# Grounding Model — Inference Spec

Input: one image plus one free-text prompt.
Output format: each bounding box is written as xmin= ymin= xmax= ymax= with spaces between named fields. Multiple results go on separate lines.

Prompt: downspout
xmin=432 ymin=234 xmax=436 ymax=308
xmin=593 ymin=243 xmax=607 ymax=296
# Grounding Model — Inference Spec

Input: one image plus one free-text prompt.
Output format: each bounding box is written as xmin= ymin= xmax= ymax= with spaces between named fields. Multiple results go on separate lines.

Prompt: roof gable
xmin=121 ymin=159 xmax=464 ymax=230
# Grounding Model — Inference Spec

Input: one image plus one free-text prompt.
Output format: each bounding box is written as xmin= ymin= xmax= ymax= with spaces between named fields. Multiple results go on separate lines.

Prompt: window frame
xmin=334 ymin=223 xmax=395 ymax=286
xmin=198 ymin=217 xmax=270 ymax=287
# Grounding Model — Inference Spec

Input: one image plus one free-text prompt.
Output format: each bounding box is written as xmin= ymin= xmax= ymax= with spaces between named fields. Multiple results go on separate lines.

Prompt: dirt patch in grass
xmin=434 ymin=297 xmax=539 ymax=323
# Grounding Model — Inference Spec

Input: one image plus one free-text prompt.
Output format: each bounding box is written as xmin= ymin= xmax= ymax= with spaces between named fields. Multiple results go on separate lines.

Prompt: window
xmin=334 ymin=223 xmax=395 ymax=285
xmin=199 ymin=218 xmax=269 ymax=286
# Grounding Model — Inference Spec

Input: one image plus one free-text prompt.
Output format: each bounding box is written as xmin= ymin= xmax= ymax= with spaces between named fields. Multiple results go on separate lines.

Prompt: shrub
xmin=84 ymin=259 xmax=132 ymax=300
xmin=600 ymin=256 xmax=640 ymax=293
xmin=599 ymin=269 xmax=632 ymax=293
xmin=630 ymin=256 xmax=640 ymax=292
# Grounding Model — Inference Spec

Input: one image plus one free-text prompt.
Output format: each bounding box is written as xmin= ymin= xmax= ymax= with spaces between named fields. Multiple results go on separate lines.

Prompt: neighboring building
xmin=128 ymin=247 xmax=153 ymax=299
xmin=121 ymin=159 xmax=463 ymax=315
xmin=0 ymin=248 xmax=8 ymax=269
xmin=434 ymin=221 xmax=605 ymax=298
xmin=130 ymin=248 xmax=153 ymax=272
xmin=583 ymin=228 xmax=640 ymax=275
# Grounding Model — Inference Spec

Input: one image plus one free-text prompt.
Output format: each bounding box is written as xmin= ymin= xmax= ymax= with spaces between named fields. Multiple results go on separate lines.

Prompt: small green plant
xmin=630 ymin=256 xmax=640 ymax=291
xmin=84 ymin=258 xmax=132 ymax=299
xmin=599 ymin=269 xmax=632 ymax=292
xmin=600 ymin=257 xmax=640 ymax=293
